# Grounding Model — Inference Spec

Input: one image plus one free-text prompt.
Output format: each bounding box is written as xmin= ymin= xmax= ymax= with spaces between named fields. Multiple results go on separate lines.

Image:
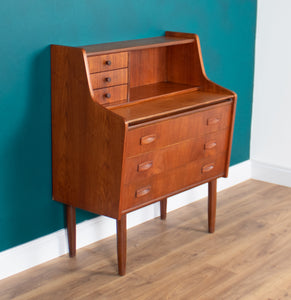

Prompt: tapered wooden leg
xmin=160 ymin=198 xmax=167 ymax=220
xmin=66 ymin=205 xmax=76 ymax=257
xmin=208 ymin=179 xmax=217 ymax=233
xmin=117 ymin=214 xmax=127 ymax=276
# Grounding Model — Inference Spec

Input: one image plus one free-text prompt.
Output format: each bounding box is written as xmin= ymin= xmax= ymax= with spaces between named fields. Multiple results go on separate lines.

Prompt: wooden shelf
xmin=83 ymin=36 xmax=194 ymax=56
xmin=129 ymin=82 xmax=199 ymax=102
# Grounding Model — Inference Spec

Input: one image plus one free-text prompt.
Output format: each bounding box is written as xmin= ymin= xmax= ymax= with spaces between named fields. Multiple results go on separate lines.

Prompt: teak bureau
xmin=51 ymin=31 xmax=236 ymax=275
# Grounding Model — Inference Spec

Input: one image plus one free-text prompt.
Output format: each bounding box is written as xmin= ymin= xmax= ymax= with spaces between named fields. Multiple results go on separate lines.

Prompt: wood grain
xmin=160 ymin=198 xmax=167 ymax=220
xmin=92 ymin=84 xmax=128 ymax=105
xmin=129 ymin=48 xmax=167 ymax=88
xmin=51 ymin=45 xmax=126 ymax=219
xmin=66 ymin=205 xmax=76 ymax=257
xmin=208 ymin=179 xmax=217 ymax=233
xmin=121 ymin=153 xmax=227 ymax=212
xmin=125 ymin=101 xmax=232 ymax=156
xmin=111 ymin=92 xmax=233 ymax=125
xmin=87 ymin=52 xmax=128 ymax=73
xmin=1 ymin=181 xmax=290 ymax=300
xmin=117 ymin=215 xmax=127 ymax=276
xmin=129 ymin=82 xmax=199 ymax=102
xmin=51 ymin=32 xmax=236 ymax=276
xmin=123 ymin=129 xmax=229 ymax=184
xmin=90 ymin=68 xmax=128 ymax=89
xmin=83 ymin=36 xmax=194 ymax=55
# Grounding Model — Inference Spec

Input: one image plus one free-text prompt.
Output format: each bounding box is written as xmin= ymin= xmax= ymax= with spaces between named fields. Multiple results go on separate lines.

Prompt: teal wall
xmin=0 ymin=0 xmax=257 ymax=252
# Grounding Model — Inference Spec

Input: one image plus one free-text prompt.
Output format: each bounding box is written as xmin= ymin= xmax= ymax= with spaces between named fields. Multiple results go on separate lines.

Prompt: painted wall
xmin=0 ymin=0 xmax=257 ymax=253
xmin=251 ymin=0 xmax=291 ymax=169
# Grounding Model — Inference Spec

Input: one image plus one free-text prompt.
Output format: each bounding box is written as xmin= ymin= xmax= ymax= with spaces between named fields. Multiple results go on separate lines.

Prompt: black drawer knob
xmin=104 ymin=93 xmax=111 ymax=98
xmin=105 ymin=77 xmax=111 ymax=82
xmin=105 ymin=60 xmax=111 ymax=65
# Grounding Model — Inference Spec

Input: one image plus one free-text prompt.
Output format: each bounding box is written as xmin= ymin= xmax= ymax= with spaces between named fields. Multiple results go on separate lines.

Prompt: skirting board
xmin=251 ymin=160 xmax=291 ymax=188
xmin=0 ymin=160 xmax=251 ymax=280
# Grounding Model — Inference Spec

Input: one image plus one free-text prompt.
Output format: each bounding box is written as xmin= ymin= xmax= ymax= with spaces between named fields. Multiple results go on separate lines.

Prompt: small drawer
xmin=125 ymin=101 xmax=232 ymax=157
xmin=90 ymin=68 xmax=128 ymax=89
xmin=93 ymin=85 xmax=128 ymax=105
xmin=87 ymin=52 xmax=128 ymax=73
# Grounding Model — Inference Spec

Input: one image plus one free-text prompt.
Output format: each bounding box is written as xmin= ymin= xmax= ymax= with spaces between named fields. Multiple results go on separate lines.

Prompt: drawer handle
xmin=204 ymin=141 xmax=217 ymax=150
xmin=202 ymin=163 xmax=215 ymax=173
xmin=207 ymin=118 xmax=220 ymax=125
xmin=137 ymin=161 xmax=153 ymax=172
xmin=105 ymin=60 xmax=111 ymax=65
xmin=104 ymin=93 xmax=111 ymax=98
xmin=105 ymin=77 xmax=111 ymax=82
xmin=135 ymin=186 xmax=151 ymax=198
xmin=140 ymin=134 xmax=156 ymax=145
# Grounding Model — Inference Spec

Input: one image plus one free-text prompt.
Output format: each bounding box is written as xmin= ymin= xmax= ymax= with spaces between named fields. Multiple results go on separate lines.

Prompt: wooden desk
xmin=51 ymin=31 xmax=236 ymax=275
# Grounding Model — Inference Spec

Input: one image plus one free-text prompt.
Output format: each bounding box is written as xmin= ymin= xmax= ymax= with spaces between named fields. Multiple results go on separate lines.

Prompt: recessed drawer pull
xmin=137 ymin=161 xmax=153 ymax=172
xmin=140 ymin=134 xmax=156 ymax=145
xmin=135 ymin=186 xmax=151 ymax=198
xmin=207 ymin=118 xmax=220 ymax=125
xmin=202 ymin=163 xmax=215 ymax=173
xmin=204 ymin=141 xmax=217 ymax=150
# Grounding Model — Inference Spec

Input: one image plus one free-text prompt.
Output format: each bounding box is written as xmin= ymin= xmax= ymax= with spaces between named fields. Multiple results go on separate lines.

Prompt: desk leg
xmin=208 ymin=179 xmax=217 ymax=233
xmin=117 ymin=214 xmax=127 ymax=276
xmin=160 ymin=198 xmax=167 ymax=220
xmin=66 ymin=205 xmax=76 ymax=257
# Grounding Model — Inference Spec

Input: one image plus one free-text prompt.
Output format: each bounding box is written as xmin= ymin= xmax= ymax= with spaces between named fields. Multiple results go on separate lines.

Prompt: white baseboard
xmin=251 ymin=160 xmax=291 ymax=188
xmin=0 ymin=160 xmax=251 ymax=280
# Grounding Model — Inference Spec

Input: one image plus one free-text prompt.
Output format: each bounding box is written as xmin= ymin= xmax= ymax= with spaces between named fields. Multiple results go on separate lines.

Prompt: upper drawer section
xmin=87 ymin=52 xmax=128 ymax=73
xmin=125 ymin=101 xmax=232 ymax=157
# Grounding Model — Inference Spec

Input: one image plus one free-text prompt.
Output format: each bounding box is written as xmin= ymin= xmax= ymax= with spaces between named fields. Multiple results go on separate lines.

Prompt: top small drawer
xmin=87 ymin=52 xmax=128 ymax=73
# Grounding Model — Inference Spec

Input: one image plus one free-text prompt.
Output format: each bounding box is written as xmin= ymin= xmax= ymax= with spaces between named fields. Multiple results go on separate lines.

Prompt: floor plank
xmin=0 ymin=180 xmax=290 ymax=299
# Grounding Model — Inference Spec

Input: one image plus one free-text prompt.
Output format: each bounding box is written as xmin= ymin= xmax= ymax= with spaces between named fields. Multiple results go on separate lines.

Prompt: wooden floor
xmin=1 ymin=180 xmax=291 ymax=299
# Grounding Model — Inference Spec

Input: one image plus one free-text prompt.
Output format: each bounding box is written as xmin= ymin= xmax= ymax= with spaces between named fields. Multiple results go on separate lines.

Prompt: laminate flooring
xmin=0 ymin=180 xmax=290 ymax=299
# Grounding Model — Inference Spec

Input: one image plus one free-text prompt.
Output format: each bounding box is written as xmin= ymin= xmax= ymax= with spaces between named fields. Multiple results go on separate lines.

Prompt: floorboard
xmin=0 ymin=180 xmax=290 ymax=299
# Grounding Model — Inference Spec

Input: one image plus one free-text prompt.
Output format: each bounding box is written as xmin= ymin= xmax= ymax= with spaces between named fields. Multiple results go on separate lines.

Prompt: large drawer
xmin=121 ymin=153 xmax=227 ymax=212
xmin=125 ymin=101 xmax=232 ymax=157
xmin=123 ymin=129 xmax=229 ymax=184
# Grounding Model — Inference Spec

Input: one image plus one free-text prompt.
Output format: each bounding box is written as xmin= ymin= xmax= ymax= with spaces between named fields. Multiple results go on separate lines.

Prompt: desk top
xmin=110 ymin=89 xmax=233 ymax=125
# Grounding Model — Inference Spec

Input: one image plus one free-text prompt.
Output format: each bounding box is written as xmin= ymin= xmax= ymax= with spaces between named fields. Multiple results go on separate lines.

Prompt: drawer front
xmin=125 ymin=101 xmax=232 ymax=157
xmin=87 ymin=52 xmax=128 ymax=73
xmin=93 ymin=85 xmax=128 ymax=105
xmin=90 ymin=68 xmax=128 ymax=89
xmin=121 ymin=153 xmax=227 ymax=211
xmin=123 ymin=129 xmax=229 ymax=184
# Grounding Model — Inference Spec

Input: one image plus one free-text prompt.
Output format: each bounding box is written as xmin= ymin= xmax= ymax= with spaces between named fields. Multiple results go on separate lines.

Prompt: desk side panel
xmin=51 ymin=45 xmax=125 ymax=219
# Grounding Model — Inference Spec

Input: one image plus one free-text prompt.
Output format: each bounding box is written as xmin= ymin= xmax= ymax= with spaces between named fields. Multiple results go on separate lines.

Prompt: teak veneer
xmin=51 ymin=31 xmax=236 ymax=275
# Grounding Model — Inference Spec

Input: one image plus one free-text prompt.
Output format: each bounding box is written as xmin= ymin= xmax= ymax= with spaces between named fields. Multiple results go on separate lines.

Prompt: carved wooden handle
xmin=140 ymin=134 xmax=156 ymax=145
xmin=204 ymin=141 xmax=217 ymax=150
xmin=135 ymin=186 xmax=151 ymax=198
xmin=202 ymin=163 xmax=214 ymax=173
xmin=137 ymin=161 xmax=153 ymax=172
xmin=207 ymin=117 xmax=220 ymax=125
